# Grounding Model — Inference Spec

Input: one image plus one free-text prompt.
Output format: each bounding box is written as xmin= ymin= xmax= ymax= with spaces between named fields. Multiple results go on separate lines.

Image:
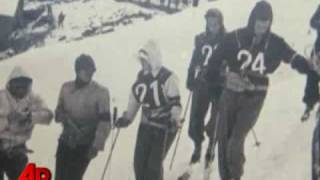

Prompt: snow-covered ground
xmin=0 ymin=0 xmax=319 ymax=179
xmin=48 ymin=0 xmax=163 ymax=44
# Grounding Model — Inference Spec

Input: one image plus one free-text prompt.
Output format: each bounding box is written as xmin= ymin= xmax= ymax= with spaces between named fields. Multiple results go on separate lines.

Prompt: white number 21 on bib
xmin=135 ymin=81 xmax=161 ymax=107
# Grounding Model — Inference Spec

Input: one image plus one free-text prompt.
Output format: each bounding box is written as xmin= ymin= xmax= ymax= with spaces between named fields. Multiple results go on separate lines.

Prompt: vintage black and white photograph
xmin=0 ymin=0 xmax=319 ymax=179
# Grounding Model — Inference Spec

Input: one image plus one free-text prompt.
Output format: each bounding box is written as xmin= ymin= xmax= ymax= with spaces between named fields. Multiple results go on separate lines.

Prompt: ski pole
xmin=161 ymin=127 xmax=170 ymax=163
xmin=169 ymin=67 xmax=202 ymax=170
xmin=100 ymin=107 xmax=119 ymax=180
xmin=315 ymin=118 xmax=320 ymax=179
xmin=107 ymin=100 xmax=117 ymax=179
xmin=251 ymin=129 xmax=261 ymax=147
xmin=169 ymin=91 xmax=193 ymax=170
xmin=301 ymin=107 xmax=312 ymax=122
xmin=205 ymin=111 xmax=220 ymax=168
xmin=304 ymin=43 xmax=314 ymax=58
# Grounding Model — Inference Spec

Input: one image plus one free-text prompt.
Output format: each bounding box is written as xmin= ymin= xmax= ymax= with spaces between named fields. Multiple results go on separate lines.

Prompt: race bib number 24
xmin=237 ymin=49 xmax=266 ymax=74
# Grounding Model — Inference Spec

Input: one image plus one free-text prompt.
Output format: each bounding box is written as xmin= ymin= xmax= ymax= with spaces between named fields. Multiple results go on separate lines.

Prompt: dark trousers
xmin=0 ymin=149 xmax=28 ymax=180
xmin=188 ymin=84 xmax=222 ymax=146
xmin=134 ymin=124 xmax=177 ymax=180
xmin=217 ymin=89 xmax=266 ymax=180
xmin=55 ymin=141 xmax=91 ymax=180
xmin=192 ymin=0 xmax=199 ymax=7
xmin=312 ymin=118 xmax=320 ymax=180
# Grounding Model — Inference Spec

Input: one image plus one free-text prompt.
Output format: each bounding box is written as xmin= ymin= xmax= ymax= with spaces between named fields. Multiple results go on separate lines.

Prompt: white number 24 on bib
xmin=237 ymin=49 xmax=266 ymax=74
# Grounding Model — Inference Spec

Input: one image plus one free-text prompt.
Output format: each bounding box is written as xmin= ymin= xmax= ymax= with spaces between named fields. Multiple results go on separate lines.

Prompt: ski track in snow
xmin=0 ymin=0 xmax=319 ymax=179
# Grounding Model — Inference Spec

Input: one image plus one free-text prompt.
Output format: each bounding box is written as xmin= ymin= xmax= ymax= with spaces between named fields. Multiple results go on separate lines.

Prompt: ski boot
xmin=190 ymin=144 xmax=202 ymax=164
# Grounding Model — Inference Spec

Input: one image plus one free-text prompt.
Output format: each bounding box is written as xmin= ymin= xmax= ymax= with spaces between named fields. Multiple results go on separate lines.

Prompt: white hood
xmin=6 ymin=66 xmax=32 ymax=89
xmin=139 ymin=40 xmax=163 ymax=75
xmin=8 ymin=66 xmax=31 ymax=82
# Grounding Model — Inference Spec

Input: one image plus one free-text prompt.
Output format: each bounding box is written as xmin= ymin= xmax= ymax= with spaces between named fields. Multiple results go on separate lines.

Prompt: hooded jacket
xmin=0 ymin=66 xmax=53 ymax=151
xmin=124 ymin=40 xmax=182 ymax=129
xmin=187 ymin=8 xmax=226 ymax=90
xmin=206 ymin=1 xmax=311 ymax=92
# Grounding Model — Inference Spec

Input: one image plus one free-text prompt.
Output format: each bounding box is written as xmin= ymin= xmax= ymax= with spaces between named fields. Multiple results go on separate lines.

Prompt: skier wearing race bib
xmin=186 ymin=8 xmax=226 ymax=164
xmin=115 ymin=40 xmax=182 ymax=180
xmin=206 ymin=1 xmax=311 ymax=180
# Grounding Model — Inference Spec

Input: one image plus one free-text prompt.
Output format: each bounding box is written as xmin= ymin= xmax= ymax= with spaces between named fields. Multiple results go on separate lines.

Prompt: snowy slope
xmin=0 ymin=0 xmax=20 ymax=16
xmin=0 ymin=0 xmax=319 ymax=179
xmin=49 ymin=0 xmax=163 ymax=44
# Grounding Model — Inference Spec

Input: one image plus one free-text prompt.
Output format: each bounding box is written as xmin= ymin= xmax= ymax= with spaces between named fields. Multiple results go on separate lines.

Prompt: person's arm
xmin=55 ymin=84 xmax=67 ymax=123
xmin=164 ymin=73 xmax=182 ymax=126
xmin=303 ymin=70 xmax=320 ymax=110
xmin=0 ymin=93 xmax=9 ymax=133
xmin=92 ymin=88 xmax=112 ymax=151
xmin=30 ymin=93 xmax=53 ymax=125
xmin=115 ymin=82 xmax=142 ymax=128
xmin=187 ymin=35 xmax=201 ymax=91
xmin=123 ymin=92 xmax=141 ymax=122
xmin=311 ymin=5 xmax=320 ymax=30
xmin=279 ymin=38 xmax=311 ymax=74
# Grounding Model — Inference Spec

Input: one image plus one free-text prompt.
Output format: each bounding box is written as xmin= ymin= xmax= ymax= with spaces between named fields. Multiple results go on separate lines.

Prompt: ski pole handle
xmin=113 ymin=107 xmax=118 ymax=121
xmin=112 ymin=107 xmax=118 ymax=129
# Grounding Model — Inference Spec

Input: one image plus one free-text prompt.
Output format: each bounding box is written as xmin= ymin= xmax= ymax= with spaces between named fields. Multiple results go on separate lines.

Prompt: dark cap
xmin=204 ymin=8 xmax=225 ymax=35
xmin=255 ymin=1 xmax=273 ymax=21
xmin=205 ymin=8 xmax=222 ymax=19
xmin=75 ymin=54 xmax=96 ymax=72
xmin=247 ymin=1 xmax=273 ymax=31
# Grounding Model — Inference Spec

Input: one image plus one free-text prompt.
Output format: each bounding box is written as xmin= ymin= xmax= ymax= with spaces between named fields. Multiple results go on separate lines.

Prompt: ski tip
xmin=178 ymin=172 xmax=191 ymax=180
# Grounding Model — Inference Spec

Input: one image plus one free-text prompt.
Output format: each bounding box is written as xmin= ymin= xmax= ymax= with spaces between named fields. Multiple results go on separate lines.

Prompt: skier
xmin=115 ymin=40 xmax=182 ymax=180
xmin=54 ymin=54 xmax=112 ymax=180
xmin=205 ymin=1 xmax=312 ymax=180
xmin=300 ymin=5 xmax=320 ymax=180
xmin=0 ymin=66 xmax=53 ymax=180
xmin=58 ymin=12 xmax=65 ymax=29
xmin=186 ymin=8 xmax=225 ymax=164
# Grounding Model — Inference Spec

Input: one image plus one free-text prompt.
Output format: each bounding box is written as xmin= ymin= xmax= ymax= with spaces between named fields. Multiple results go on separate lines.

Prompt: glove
xmin=55 ymin=111 xmax=69 ymax=123
xmin=291 ymin=55 xmax=312 ymax=74
xmin=186 ymin=80 xmax=194 ymax=92
xmin=115 ymin=116 xmax=131 ymax=128
xmin=168 ymin=118 xmax=183 ymax=130
xmin=7 ymin=110 xmax=30 ymax=123
xmin=186 ymin=73 xmax=195 ymax=91
xmin=301 ymin=105 xmax=313 ymax=122
xmin=87 ymin=146 xmax=98 ymax=159
xmin=7 ymin=110 xmax=32 ymax=132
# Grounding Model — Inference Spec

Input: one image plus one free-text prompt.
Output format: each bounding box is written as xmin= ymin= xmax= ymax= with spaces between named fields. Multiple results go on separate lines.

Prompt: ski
xmin=177 ymin=164 xmax=195 ymax=180
xmin=203 ymin=158 xmax=214 ymax=180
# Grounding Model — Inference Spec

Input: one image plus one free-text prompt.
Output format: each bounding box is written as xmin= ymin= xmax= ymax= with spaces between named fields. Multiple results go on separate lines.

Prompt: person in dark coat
xmin=206 ymin=1 xmax=312 ymax=179
xmin=186 ymin=8 xmax=226 ymax=164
